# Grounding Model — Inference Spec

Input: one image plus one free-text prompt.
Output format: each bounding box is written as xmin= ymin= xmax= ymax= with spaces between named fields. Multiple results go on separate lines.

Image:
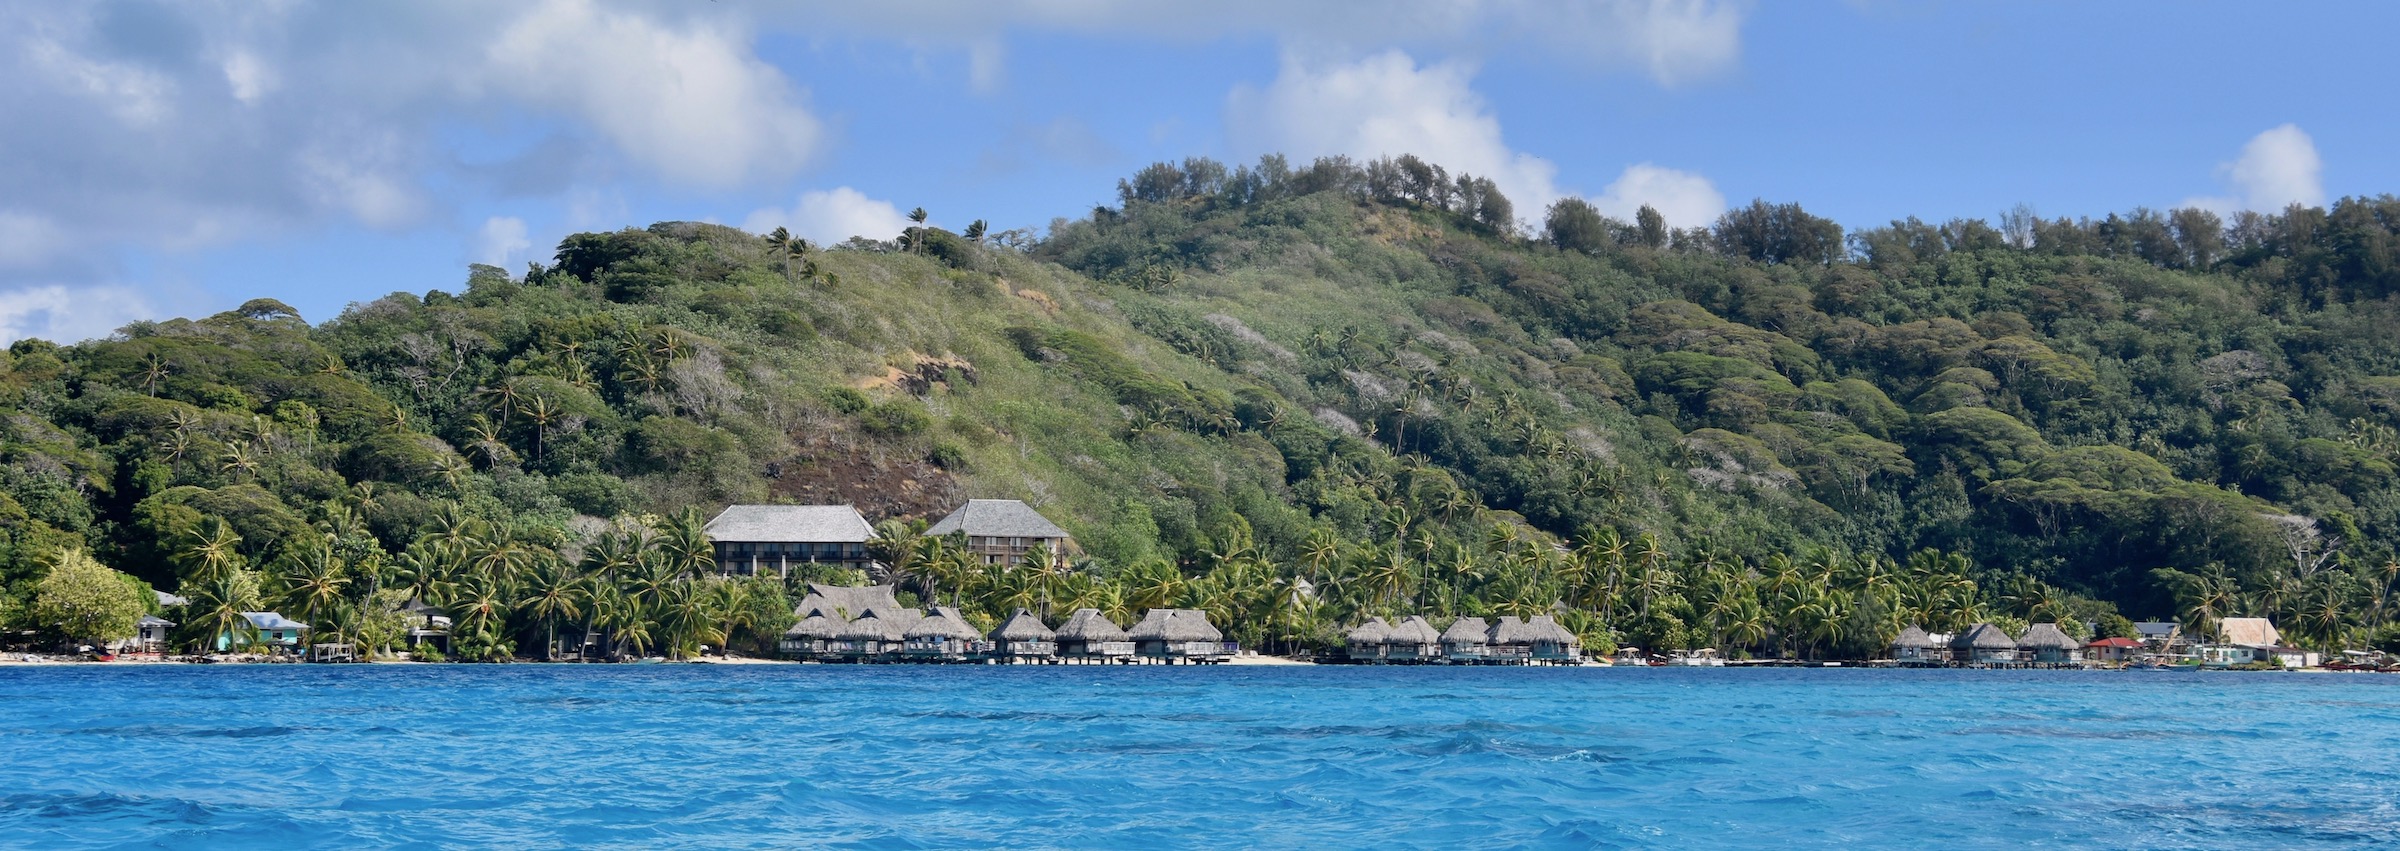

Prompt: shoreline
xmin=4 ymin=653 xmax=2378 ymax=672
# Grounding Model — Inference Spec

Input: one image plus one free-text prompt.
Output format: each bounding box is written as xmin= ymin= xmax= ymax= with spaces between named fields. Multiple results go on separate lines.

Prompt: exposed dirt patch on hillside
xmin=765 ymin=432 xmax=964 ymax=522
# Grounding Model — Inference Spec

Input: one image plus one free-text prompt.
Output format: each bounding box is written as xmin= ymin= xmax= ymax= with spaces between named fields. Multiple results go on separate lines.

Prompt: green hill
xmin=5 ymin=153 xmax=2399 ymax=659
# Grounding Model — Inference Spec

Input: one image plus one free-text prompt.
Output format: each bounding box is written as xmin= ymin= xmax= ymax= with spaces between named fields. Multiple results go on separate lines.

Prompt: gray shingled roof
xmin=1441 ymin=616 xmax=1490 ymax=645
xmin=243 ymin=612 xmax=308 ymax=630
xmin=155 ymin=590 xmax=189 ymax=607
xmin=1952 ymin=623 xmax=2016 ymax=649
xmin=1127 ymin=608 xmax=1222 ymax=642
xmin=706 ymin=505 xmax=876 ymax=543
xmin=138 ymin=615 xmax=175 ymax=627
xmin=1056 ymin=608 xmax=1128 ymax=641
xmin=991 ymin=609 xmax=1056 ymax=641
xmin=2017 ymin=622 xmax=2081 ymax=650
xmin=1385 ymin=616 xmax=1441 ymax=646
xmin=794 ymin=584 xmax=903 ymax=620
xmin=925 ymin=499 xmax=1070 ymax=539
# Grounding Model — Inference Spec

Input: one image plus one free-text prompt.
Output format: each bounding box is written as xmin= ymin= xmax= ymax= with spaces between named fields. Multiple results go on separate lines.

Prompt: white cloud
xmin=1227 ymin=50 xmax=1563 ymax=213
xmin=486 ymin=0 xmax=823 ymax=189
xmin=0 ymin=212 xmax=67 ymax=269
xmin=222 ymin=50 xmax=274 ymax=104
xmin=1588 ymin=163 xmax=1726 ymax=229
xmin=475 ymin=217 xmax=532 ymax=268
xmin=0 ymin=284 xmax=158 ymax=345
xmin=742 ymin=188 xmax=915 ymax=246
xmin=26 ymin=37 xmax=173 ymax=126
xmin=2184 ymin=124 xmax=2325 ymax=215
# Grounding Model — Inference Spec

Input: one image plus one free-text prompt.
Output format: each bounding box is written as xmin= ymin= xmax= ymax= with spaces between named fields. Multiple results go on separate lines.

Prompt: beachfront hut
xmin=1128 ymin=609 xmax=1228 ymax=663
xmin=904 ymin=607 xmax=983 ymax=661
xmin=1951 ymin=623 xmax=2018 ymax=664
xmin=1384 ymin=616 xmax=1443 ymax=663
xmin=1056 ymin=608 xmax=1133 ymax=662
xmin=129 ymin=615 xmax=174 ymax=656
xmin=1527 ymin=615 xmax=1582 ymax=664
xmin=1891 ymin=625 xmax=1942 ymax=665
xmin=989 ymin=609 xmax=1057 ymax=662
xmin=780 ymin=608 xmax=847 ymax=659
xmin=2017 ymin=623 xmax=2082 ymax=665
xmin=837 ymin=608 xmax=915 ymax=661
xmin=1486 ymin=616 xmax=1538 ymax=662
xmin=1345 ymin=617 xmax=1392 ymax=663
xmin=1441 ymin=616 xmax=1491 ymax=663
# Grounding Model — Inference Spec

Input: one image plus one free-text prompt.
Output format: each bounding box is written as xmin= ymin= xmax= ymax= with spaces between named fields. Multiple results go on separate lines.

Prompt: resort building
xmin=926 ymin=499 xmax=1072 ymax=567
xmin=988 ymin=609 xmax=1057 ymax=662
xmin=781 ymin=609 xmax=846 ymax=659
xmin=1951 ymin=623 xmax=2017 ymax=665
xmin=1441 ymin=616 xmax=1491 ymax=662
xmin=836 ymin=608 xmax=916 ymax=660
xmin=1486 ymin=616 xmax=1539 ymax=661
xmin=1055 ymin=608 xmax=1133 ymax=662
xmin=1891 ymin=626 xmax=1944 ymax=665
xmin=1345 ymin=617 xmax=1392 ymax=663
xmin=2016 ymin=623 xmax=2082 ymax=665
xmin=1384 ymin=616 xmax=1443 ymax=663
xmin=1127 ymin=608 xmax=1229 ymax=662
xmin=703 ymin=504 xmax=878 ymax=577
xmin=1526 ymin=615 xmax=1582 ymax=663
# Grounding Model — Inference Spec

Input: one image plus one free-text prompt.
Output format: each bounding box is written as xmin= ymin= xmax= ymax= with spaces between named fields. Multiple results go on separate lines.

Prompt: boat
xmin=1668 ymin=649 xmax=1725 ymax=667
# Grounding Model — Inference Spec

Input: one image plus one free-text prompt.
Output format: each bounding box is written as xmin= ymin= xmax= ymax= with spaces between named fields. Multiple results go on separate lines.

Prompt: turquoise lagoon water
xmin=3 ymin=666 xmax=2398 ymax=848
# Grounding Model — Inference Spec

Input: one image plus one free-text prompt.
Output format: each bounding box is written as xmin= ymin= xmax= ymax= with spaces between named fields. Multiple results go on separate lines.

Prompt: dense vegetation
xmin=5 ymin=151 xmax=2400 ymax=659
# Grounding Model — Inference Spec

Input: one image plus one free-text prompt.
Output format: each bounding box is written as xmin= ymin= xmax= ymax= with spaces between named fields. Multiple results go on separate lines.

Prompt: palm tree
xmin=964 ymin=220 xmax=988 ymax=244
xmin=519 ymin=395 xmax=560 ymax=463
xmin=275 ymin=544 xmax=351 ymax=636
xmin=219 ymin=442 xmax=260 ymax=481
xmin=184 ymin=521 xmax=245 ymax=585
xmin=139 ymin=352 xmax=169 ymax=396
xmin=517 ymin=557 xmax=588 ymax=661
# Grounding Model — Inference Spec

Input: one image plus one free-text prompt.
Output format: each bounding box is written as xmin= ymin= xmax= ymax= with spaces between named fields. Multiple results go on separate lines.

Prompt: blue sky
xmin=1 ymin=1 xmax=2391 ymax=343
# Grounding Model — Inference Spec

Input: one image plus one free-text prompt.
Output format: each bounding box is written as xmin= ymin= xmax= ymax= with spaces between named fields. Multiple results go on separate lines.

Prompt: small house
xmin=1344 ymin=617 xmax=1392 ymax=663
xmin=1950 ymin=623 xmax=2017 ymax=664
xmin=2217 ymin=617 xmax=2281 ymax=649
xmin=1127 ymin=609 xmax=1228 ymax=662
xmin=704 ymin=505 xmax=878 ymax=577
xmin=926 ymin=499 xmax=1072 ymax=567
xmin=1055 ymin=608 xmax=1132 ymax=662
xmin=217 ymin=612 xmax=309 ymax=653
xmin=401 ymin=598 xmax=452 ymax=655
xmin=836 ymin=608 xmax=915 ymax=660
xmin=1441 ymin=616 xmax=1491 ymax=663
xmin=1527 ymin=615 xmax=1581 ymax=663
xmin=2259 ymin=646 xmax=2317 ymax=668
xmin=989 ymin=609 xmax=1056 ymax=662
xmin=2134 ymin=621 xmax=2185 ymax=652
xmin=1486 ymin=616 xmax=1538 ymax=661
xmin=1891 ymin=625 xmax=1943 ymax=665
xmin=1383 ymin=616 xmax=1443 ymax=663
xmin=2083 ymin=636 xmax=2143 ymax=663
xmin=2016 ymin=623 xmax=2081 ymax=665
xmin=903 ymin=607 xmax=983 ymax=661
xmin=131 ymin=615 xmax=175 ymax=656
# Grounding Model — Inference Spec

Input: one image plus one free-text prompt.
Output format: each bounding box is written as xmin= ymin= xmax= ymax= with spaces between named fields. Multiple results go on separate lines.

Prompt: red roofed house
xmin=2084 ymin=636 xmax=2143 ymax=664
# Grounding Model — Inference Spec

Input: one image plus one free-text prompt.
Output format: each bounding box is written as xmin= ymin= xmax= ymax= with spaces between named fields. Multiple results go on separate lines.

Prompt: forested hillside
xmin=5 ymin=152 xmax=2400 ymax=658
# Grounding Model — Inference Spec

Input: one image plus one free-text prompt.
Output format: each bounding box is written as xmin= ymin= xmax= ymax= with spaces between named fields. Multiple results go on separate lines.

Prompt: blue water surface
xmin=2 ymin=665 xmax=2397 ymax=849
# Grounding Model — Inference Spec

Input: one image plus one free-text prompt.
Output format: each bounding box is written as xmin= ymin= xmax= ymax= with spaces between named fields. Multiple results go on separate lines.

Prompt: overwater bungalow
xmin=989 ymin=609 xmax=1057 ymax=662
xmin=838 ymin=608 xmax=914 ymax=661
xmin=1128 ymin=609 xmax=1229 ymax=663
xmin=1527 ymin=615 xmax=1582 ymax=664
xmin=1486 ymin=616 xmax=1538 ymax=662
xmin=1441 ymin=616 xmax=1492 ymax=663
xmin=904 ymin=607 xmax=983 ymax=661
xmin=2016 ymin=623 xmax=2082 ymax=666
xmin=1952 ymin=623 xmax=2017 ymax=665
xmin=794 ymin=584 xmax=905 ymax=622
xmin=1891 ymin=625 xmax=1943 ymax=666
xmin=1055 ymin=608 xmax=1133 ymax=663
xmin=780 ymin=608 xmax=847 ymax=659
xmin=1344 ymin=617 xmax=1392 ymax=664
xmin=1384 ymin=616 xmax=1443 ymax=663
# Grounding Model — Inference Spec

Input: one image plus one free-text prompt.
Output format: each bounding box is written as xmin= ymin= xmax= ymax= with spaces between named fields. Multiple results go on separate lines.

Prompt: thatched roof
xmin=1127 ymin=608 xmax=1222 ymax=642
xmin=1488 ymin=616 xmax=1543 ymax=645
xmin=1056 ymin=608 xmax=1128 ymax=641
xmin=1346 ymin=617 xmax=1392 ymax=645
xmin=2016 ymin=622 xmax=2080 ymax=650
xmin=1951 ymin=623 xmax=2016 ymax=650
xmin=1442 ymin=616 xmax=1490 ymax=644
xmin=786 ymin=609 xmax=847 ymax=638
xmin=907 ymin=606 xmax=982 ymax=641
xmin=1385 ymin=616 xmax=1441 ymax=645
xmin=795 ymin=584 xmax=904 ymax=620
xmin=2218 ymin=617 xmax=2281 ymax=647
xmin=991 ymin=609 xmax=1055 ymax=641
xmin=839 ymin=608 xmax=918 ymax=642
xmin=1528 ymin=615 xmax=1579 ymax=647
xmin=1891 ymin=625 xmax=1937 ymax=649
